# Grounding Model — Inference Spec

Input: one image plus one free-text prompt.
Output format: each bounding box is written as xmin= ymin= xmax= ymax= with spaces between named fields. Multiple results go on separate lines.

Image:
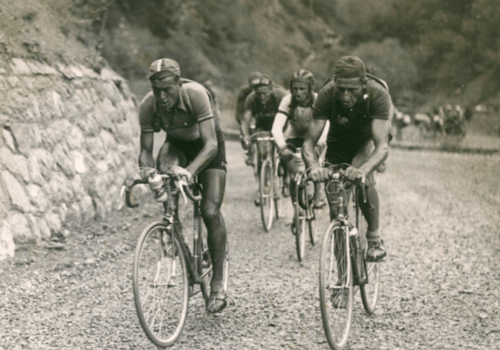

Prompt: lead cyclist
xmin=129 ymin=58 xmax=229 ymax=313
xmin=303 ymin=56 xmax=392 ymax=262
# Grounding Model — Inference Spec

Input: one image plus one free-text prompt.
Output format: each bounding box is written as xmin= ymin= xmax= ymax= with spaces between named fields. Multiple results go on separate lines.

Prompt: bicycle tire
xmin=274 ymin=157 xmax=281 ymax=221
xmin=308 ymin=206 xmax=318 ymax=246
xmin=133 ymin=222 xmax=189 ymax=348
xmin=319 ymin=221 xmax=353 ymax=350
xmin=200 ymin=223 xmax=230 ymax=302
xmin=294 ymin=182 xmax=306 ymax=262
xmin=259 ymin=159 xmax=274 ymax=232
xmin=358 ymin=194 xmax=380 ymax=314
xmin=306 ymin=182 xmax=318 ymax=246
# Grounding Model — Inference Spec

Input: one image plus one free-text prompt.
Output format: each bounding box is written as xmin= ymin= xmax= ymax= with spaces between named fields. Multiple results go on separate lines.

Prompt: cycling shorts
xmin=165 ymin=127 xmax=227 ymax=172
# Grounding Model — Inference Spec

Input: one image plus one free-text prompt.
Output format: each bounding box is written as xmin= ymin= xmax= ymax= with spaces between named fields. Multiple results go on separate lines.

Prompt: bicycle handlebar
xmin=301 ymin=166 xmax=367 ymax=204
xmin=119 ymin=168 xmax=202 ymax=209
xmin=249 ymin=131 xmax=274 ymax=142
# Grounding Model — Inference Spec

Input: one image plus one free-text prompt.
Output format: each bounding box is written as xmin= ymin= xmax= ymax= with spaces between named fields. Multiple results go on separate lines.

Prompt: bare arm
xmin=139 ymin=131 xmax=155 ymax=168
xmin=271 ymin=112 xmax=288 ymax=150
xmin=359 ymin=119 xmax=389 ymax=175
xmin=185 ymin=119 xmax=218 ymax=177
xmin=241 ymin=109 xmax=253 ymax=138
xmin=302 ymin=118 xmax=327 ymax=169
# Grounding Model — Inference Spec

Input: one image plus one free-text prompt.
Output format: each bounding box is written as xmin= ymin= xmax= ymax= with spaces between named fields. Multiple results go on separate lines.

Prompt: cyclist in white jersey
xmin=272 ymin=70 xmax=329 ymax=209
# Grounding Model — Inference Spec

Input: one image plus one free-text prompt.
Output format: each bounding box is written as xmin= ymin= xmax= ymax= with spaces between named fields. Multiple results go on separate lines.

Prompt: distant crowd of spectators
xmin=392 ymin=104 xmax=473 ymax=140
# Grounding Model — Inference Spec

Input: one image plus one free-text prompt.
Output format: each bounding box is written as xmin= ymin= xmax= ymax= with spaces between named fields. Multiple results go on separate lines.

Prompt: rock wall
xmin=0 ymin=58 xmax=139 ymax=260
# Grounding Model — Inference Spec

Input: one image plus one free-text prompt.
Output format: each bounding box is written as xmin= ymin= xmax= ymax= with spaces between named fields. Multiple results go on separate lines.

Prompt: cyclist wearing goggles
xmin=241 ymin=75 xmax=288 ymax=204
xmin=235 ymin=71 xmax=263 ymax=126
xmin=271 ymin=69 xmax=329 ymax=208
xmin=303 ymin=56 xmax=392 ymax=262
xmin=136 ymin=58 xmax=229 ymax=313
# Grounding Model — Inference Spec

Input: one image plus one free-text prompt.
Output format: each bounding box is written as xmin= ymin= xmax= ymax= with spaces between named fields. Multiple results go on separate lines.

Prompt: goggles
xmin=251 ymin=77 xmax=271 ymax=87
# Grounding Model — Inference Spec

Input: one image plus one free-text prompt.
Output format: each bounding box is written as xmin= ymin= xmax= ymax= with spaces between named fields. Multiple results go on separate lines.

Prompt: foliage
xmin=334 ymin=0 xmax=500 ymax=104
xmin=73 ymin=0 xmax=500 ymax=108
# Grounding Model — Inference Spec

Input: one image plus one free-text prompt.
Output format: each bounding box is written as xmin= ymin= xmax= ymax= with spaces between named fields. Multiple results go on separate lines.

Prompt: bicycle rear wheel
xmin=319 ymin=222 xmax=353 ymax=350
xmin=133 ymin=222 xmax=189 ymax=348
xmin=259 ymin=159 xmax=274 ymax=231
xmin=358 ymin=196 xmax=381 ymax=314
xmin=294 ymin=183 xmax=306 ymax=262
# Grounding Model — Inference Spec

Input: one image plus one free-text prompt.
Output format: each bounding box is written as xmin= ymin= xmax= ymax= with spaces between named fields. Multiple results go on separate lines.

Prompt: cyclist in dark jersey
xmin=137 ymin=58 xmax=229 ymax=313
xmin=303 ymin=56 xmax=392 ymax=261
xmin=241 ymin=75 xmax=288 ymax=205
xmin=235 ymin=71 xmax=263 ymax=126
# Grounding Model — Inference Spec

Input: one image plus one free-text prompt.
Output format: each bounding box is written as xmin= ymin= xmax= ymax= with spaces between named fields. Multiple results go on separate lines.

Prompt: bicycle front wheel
xmin=133 ymin=222 xmax=189 ymax=348
xmin=259 ymin=159 xmax=274 ymax=231
xmin=319 ymin=222 xmax=353 ymax=350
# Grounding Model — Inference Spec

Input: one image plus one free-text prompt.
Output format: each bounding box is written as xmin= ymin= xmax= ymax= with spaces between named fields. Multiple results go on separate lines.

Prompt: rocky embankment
xmin=0 ymin=58 xmax=139 ymax=259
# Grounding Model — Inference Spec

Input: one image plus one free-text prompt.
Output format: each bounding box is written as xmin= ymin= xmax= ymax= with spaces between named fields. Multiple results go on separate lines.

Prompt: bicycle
xmin=120 ymin=167 xmax=229 ymax=348
xmin=285 ymin=146 xmax=319 ymax=262
xmin=315 ymin=164 xmax=381 ymax=350
xmin=249 ymin=131 xmax=282 ymax=231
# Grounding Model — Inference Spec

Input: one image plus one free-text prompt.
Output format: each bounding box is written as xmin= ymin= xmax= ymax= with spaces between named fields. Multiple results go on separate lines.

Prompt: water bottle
xmin=148 ymin=172 xmax=168 ymax=202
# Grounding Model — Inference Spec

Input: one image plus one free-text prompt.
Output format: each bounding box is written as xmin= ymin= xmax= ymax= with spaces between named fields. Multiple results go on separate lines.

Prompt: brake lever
xmin=175 ymin=178 xmax=189 ymax=204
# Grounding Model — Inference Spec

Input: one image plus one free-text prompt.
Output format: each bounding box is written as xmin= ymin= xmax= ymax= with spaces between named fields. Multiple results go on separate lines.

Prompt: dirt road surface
xmin=1 ymin=140 xmax=499 ymax=350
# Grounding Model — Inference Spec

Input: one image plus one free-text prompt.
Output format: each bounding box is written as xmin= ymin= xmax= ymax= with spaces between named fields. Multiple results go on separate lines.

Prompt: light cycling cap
xmin=148 ymin=58 xmax=181 ymax=80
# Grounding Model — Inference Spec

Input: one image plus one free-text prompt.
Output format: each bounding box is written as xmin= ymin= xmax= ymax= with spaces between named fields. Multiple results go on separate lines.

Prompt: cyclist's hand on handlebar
xmin=344 ymin=166 xmax=366 ymax=183
xmin=309 ymin=164 xmax=330 ymax=182
xmin=169 ymin=165 xmax=193 ymax=183
xmin=279 ymin=147 xmax=294 ymax=160
xmin=123 ymin=168 xmax=154 ymax=190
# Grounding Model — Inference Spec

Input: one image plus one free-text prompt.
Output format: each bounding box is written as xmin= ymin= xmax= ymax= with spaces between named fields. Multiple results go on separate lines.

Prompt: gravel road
xmin=1 ymin=140 xmax=499 ymax=350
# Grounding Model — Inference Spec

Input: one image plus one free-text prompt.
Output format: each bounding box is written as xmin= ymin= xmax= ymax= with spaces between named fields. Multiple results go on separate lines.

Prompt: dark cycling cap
xmin=148 ymin=58 xmax=181 ymax=80
xmin=291 ymin=69 xmax=315 ymax=87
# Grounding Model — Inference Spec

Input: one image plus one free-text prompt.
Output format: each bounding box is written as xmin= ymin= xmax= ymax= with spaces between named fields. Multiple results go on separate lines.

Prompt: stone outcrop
xmin=0 ymin=58 xmax=139 ymax=259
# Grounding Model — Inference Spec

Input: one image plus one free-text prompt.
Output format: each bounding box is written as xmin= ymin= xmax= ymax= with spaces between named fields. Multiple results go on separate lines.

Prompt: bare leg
xmin=198 ymin=169 xmax=227 ymax=289
xmin=351 ymin=141 xmax=380 ymax=239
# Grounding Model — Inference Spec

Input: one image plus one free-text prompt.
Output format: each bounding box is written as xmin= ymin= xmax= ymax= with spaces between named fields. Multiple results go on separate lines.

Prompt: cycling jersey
xmin=244 ymin=87 xmax=288 ymax=131
xmin=272 ymin=93 xmax=329 ymax=150
xmin=139 ymin=79 xmax=226 ymax=171
xmin=139 ymin=79 xmax=214 ymax=133
xmin=313 ymin=78 xmax=391 ymax=154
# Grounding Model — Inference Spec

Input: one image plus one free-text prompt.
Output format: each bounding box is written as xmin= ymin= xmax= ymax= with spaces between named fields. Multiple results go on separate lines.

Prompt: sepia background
xmin=0 ymin=0 xmax=499 ymax=349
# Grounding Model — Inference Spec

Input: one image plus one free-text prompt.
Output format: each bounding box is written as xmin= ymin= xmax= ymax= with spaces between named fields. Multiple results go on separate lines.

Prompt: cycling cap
xmin=291 ymin=69 xmax=315 ymax=87
xmin=334 ymin=56 xmax=366 ymax=88
xmin=148 ymin=58 xmax=181 ymax=80
xmin=248 ymin=71 xmax=263 ymax=86
xmin=252 ymin=75 xmax=272 ymax=88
